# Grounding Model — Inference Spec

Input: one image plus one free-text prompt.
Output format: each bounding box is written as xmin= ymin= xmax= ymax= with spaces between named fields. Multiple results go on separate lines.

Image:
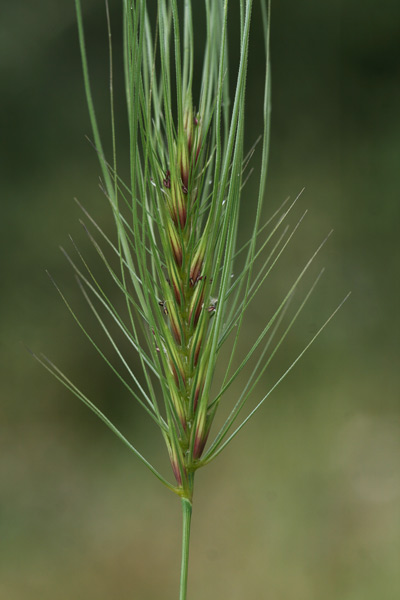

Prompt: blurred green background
xmin=1 ymin=1 xmax=399 ymax=598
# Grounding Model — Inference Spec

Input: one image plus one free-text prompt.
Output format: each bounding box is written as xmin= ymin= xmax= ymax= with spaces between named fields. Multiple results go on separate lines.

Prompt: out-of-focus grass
xmin=1 ymin=1 xmax=399 ymax=598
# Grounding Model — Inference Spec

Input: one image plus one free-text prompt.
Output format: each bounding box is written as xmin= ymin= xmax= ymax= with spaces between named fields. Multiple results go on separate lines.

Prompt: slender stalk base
xmin=179 ymin=497 xmax=193 ymax=600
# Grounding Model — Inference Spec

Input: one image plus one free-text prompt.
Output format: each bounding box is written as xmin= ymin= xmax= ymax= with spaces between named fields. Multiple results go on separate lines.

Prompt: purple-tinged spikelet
xmin=156 ymin=99 xmax=216 ymax=485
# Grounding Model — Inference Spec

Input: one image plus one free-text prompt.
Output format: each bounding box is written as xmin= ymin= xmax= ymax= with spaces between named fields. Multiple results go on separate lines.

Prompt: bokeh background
xmin=1 ymin=1 xmax=399 ymax=598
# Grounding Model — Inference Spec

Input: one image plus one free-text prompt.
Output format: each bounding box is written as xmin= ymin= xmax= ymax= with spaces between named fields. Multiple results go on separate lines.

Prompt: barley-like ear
xmin=35 ymin=2 xmax=349 ymax=598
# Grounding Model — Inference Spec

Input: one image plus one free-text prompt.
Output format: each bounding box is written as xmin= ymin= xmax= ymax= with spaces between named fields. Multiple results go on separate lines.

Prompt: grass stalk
xmin=180 ymin=497 xmax=193 ymax=600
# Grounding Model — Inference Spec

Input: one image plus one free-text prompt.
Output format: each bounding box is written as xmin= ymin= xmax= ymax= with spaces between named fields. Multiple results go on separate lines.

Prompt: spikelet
xmin=156 ymin=95 xmax=213 ymax=487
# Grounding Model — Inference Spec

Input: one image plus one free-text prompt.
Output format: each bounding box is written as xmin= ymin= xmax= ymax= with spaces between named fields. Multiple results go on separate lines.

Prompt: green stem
xmin=179 ymin=497 xmax=193 ymax=600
